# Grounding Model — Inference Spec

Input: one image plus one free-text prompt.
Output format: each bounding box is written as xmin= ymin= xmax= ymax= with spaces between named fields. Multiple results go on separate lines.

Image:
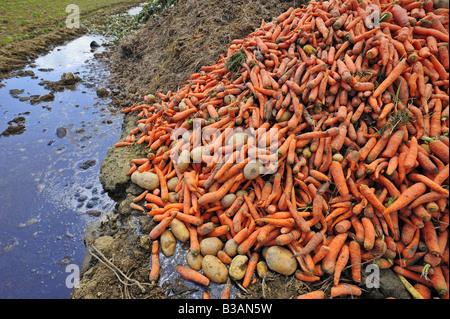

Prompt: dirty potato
xmin=200 ymin=237 xmax=223 ymax=256
xmin=131 ymin=171 xmax=159 ymax=190
xmin=265 ymin=246 xmax=298 ymax=276
xmin=223 ymin=238 xmax=238 ymax=257
xmin=202 ymin=255 xmax=228 ymax=284
xmin=186 ymin=250 xmax=203 ymax=271
xmin=160 ymin=230 xmax=176 ymax=257
xmin=167 ymin=177 xmax=179 ymax=192
xmin=229 ymin=255 xmax=248 ymax=280
xmin=169 ymin=218 xmax=189 ymax=243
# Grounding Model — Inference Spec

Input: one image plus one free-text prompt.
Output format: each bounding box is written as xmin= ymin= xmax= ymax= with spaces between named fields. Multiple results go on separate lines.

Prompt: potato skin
xmin=265 ymin=246 xmax=298 ymax=275
xmin=186 ymin=250 xmax=203 ymax=271
xmin=200 ymin=237 xmax=223 ymax=256
xmin=160 ymin=230 xmax=176 ymax=257
xmin=202 ymin=255 xmax=229 ymax=284
xmin=169 ymin=219 xmax=190 ymax=243
xmin=167 ymin=177 xmax=179 ymax=192
xmin=221 ymin=194 xmax=236 ymax=208
xmin=131 ymin=171 xmax=159 ymax=190
xmin=229 ymin=255 xmax=248 ymax=280
xmin=224 ymin=239 xmax=238 ymax=257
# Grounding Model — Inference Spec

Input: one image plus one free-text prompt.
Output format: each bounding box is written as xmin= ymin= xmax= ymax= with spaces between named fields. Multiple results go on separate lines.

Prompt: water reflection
xmin=0 ymin=33 xmax=121 ymax=298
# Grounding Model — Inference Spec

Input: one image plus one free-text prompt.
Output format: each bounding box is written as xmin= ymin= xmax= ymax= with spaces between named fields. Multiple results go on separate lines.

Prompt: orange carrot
xmin=331 ymin=284 xmax=362 ymax=298
xmin=334 ymin=244 xmax=349 ymax=286
xmin=361 ymin=217 xmax=376 ymax=251
xmin=149 ymin=211 xmax=177 ymax=240
xmin=381 ymin=183 xmax=427 ymax=217
xmin=221 ymin=277 xmax=232 ymax=299
xmin=322 ymin=233 xmax=348 ymax=275
xmin=242 ymin=252 xmax=259 ymax=288
xmin=329 ymin=161 xmax=349 ymax=196
xmin=414 ymin=284 xmax=431 ymax=299
xmin=373 ymin=59 xmax=407 ymax=98
xmin=297 ymin=290 xmax=325 ymax=299
xmin=149 ymin=240 xmax=160 ymax=282
xmin=349 ymin=240 xmax=362 ymax=284
xmin=175 ymin=265 xmax=210 ymax=286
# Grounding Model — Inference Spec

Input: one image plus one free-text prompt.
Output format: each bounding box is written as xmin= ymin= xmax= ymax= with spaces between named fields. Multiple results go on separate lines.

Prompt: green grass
xmin=0 ymin=0 xmax=143 ymax=45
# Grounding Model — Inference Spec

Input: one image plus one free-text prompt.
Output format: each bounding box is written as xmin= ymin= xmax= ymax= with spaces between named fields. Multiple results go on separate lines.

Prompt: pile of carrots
xmin=116 ymin=0 xmax=449 ymax=299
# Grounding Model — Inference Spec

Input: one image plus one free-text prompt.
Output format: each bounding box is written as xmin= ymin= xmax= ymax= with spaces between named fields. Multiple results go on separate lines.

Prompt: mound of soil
xmin=71 ymin=0 xmax=410 ymax=300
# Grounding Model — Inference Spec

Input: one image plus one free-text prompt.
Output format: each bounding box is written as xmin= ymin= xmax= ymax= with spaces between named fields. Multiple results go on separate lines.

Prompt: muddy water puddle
xmin=0 ymin=34 xmax=123 ymax=298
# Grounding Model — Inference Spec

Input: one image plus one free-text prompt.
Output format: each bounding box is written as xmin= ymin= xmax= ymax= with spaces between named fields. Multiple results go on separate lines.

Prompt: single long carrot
xmin=175 ymin=265 xmax=210 ymax=286
xmin=149 ymin=240 xmax=160 ymax=282
xmin=373 ymin=59 xmax=407 ymax=98
xmin=333 ymin=244 xmax=349 ymax=286
xmin=322 ymin=233 xmax=348 ymax=275
xmin=331 ymin=284 xmax=362 ymax=298
xmin=149 ymin=211 xmax=177 ymax=240
xmin=242 ymin=252 xmax=258 ymax=288
xmin=297 ymin=290 xmax=325 ymax=299
xmin=382 ymin=183 xmax=427 ymax=217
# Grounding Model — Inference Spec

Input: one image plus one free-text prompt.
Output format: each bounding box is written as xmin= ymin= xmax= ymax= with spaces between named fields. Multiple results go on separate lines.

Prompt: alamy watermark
xmin=65 ymin=4 xmax=80 ymax=29
xmin=169 ymin=119 xmax=280 ymax=175
xmin=365 ymin=264 xmax=380 ymax=289
xmin=65 ymin=264 xmax=80 ymax=289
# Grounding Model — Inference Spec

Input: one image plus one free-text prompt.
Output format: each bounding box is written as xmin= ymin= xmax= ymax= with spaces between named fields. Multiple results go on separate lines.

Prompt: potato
xmin=190 ymin=146 xmax=204 ymax=163
xmin=178 ymin=100 xmax=187 ymax=111
xmin=223 ymin=239 xmax=239 ymax=257
xmin=277 ymin=110 xmax=292 ymax=122
xmin=243 ymin=161 xmax=261 ymax=180
xmin=169 ymin=218 xmax=189 ymax=243
xmin=235 ymin=190 xmax=248 ymax=198
xmin=131 ymin=171 xmax=159 ymax=190
xmin=157 ymin=145 xmax=169 ymax=155
xmin=168 ymin=192 xmax=178 ymax=203
xmin=186 ymin=250 xmax=203 ymax=271
xmin=221 ymin=194 xmax=236 ymax=208
xmin=160 ymin=230 xmax=176 ymax=257
xmin=177 ymin=149 xmax=191 ymax=173
xmin=332 ymin=153 xmax=344 ymax=162
xmin=202 ymin=255 xmax=228 ymax=284
xmin=137 ymin=123 xmax=146 ymax=132
xmin=200 ymin=237 xmax=223 ymax=256
xmin=256 ymin=261 xmax=269 ymax=278
xmin=229 ymin=255 xmax=248 ymax=280
xmin=224 ymin=94 xmax=236 ymax=105
xmin=264 ymin=246 xmax=298 ymax=276
xmin=167 ymin=177 xmax=179 ymax=192
xmin=227 ymin=132 xmax=248 ymax=146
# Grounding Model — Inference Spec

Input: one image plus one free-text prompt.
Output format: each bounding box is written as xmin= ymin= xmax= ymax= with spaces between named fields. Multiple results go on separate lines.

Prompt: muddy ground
xmin=0 ymin=0 xmax=143 ymax=82
xmin=70 ymin=0 xmax=411 ymax=299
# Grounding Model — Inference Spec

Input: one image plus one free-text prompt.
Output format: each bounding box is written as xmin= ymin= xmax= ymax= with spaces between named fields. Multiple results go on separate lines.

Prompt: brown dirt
xmin=70 ymin=0 xmax=411 ymax=300
xmin=0 ymin=0 xmax=143 ymax=81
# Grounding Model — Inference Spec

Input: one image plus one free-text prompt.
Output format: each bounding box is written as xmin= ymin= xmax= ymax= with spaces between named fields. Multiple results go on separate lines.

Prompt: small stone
xmin=56 ymin=127 xmax=67 ymax=138
xmin=79 ymin=159 xmax=96 ymax=170
xmin=77 ymin=195 xmax=88 ymax=202
xmin=96 ymin=88 xmax=109 ymax=97
xmin=86 ymin=198 xmax=98 ymax=208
